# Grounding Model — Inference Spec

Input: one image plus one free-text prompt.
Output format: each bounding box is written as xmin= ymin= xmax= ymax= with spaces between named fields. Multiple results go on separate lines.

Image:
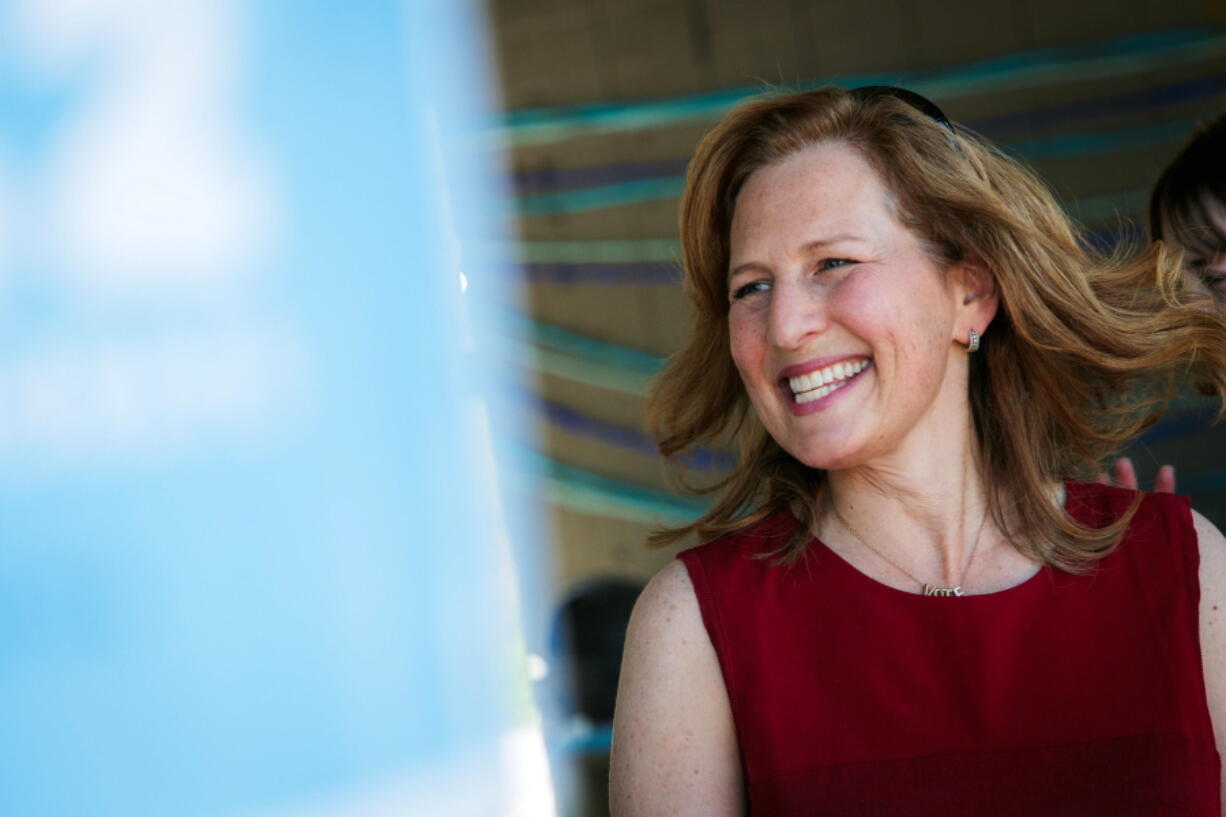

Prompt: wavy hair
xmin=647 ymin=86 xmax=1226 ymax=570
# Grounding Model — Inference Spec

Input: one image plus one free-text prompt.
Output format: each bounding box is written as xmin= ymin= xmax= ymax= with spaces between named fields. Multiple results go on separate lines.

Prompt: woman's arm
xmin=1194 ymin=510 xmax=1226 ymax=810
xmin=608 ymin=560 xmax=744 ymax=817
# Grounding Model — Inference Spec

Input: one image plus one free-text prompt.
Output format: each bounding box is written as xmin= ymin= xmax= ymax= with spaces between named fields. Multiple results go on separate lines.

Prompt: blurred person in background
xmin=610 ymin=87 xmax=1226 ymax=815
xmin=1109 ymin=110 xmax=1226 ymax=495
xmin=1152 ymin=111 xmax=1226 ymax=309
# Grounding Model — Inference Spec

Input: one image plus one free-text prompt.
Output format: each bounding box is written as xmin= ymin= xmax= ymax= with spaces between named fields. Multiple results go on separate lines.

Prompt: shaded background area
xmin=487 ymin=1 xmax=1226 ymax=814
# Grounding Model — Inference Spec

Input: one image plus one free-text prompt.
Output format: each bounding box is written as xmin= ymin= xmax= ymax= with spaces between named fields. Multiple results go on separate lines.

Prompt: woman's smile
xmin=778 ymin=356 xmax=873 ymax=414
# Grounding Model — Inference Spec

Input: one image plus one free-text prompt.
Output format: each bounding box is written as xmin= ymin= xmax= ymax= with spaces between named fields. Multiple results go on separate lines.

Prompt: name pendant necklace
xmin=833 ymin=507 xmax=990 ymax=597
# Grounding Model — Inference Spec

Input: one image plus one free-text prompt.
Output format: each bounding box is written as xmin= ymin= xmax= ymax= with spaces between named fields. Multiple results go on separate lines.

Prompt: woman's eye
xmin=1203 ymin=273 xmax=1226 ymax=296
xmin=1200 ymin=256 xmax=1226 ymax=295
xmin=1189 ymin=255 xmax=1226 ymax=296
xmin=731 ymin=281 xmax=770 ymax=301
xmin=819 ymin=258 xmax=855 ymax=272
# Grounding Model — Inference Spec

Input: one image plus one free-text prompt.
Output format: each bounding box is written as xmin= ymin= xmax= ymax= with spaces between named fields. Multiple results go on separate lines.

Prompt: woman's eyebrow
xmin=727 ymin=260 xmax=768 ymax=281
xmin=798 ymin=233 xmax=866 ymax=252
xmin=727 ymin=233 xmax=867 ymax=281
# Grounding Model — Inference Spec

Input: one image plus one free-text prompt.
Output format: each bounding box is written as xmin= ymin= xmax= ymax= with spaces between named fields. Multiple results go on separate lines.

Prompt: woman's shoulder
xmin=1064 ymin=482 xmax=1212 ymax=597
xmin=1064 ymin=480 xmax=1192 ymax=531
xmin=678 ymin=510 xmax=800 ymax=573
xmin=611 ymin=558 xmax=745 ymax=815
xmin=1191 ymin=509 xmax=1226 ymax=598
xmin=676 ymin=511 xmax=824 ymax=623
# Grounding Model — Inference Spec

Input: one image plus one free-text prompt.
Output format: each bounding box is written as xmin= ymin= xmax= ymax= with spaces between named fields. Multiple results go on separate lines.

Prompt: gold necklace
xmin=832 ymin=507 xmax=990 ymax=597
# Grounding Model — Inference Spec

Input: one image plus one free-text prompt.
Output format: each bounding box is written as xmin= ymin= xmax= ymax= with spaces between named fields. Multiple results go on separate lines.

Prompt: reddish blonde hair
xmin=648 ymin=86 xmax=1226 ymax=569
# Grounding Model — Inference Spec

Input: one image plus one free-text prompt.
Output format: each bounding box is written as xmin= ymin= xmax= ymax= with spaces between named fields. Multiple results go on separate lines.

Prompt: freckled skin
xmin=613 ymin=145 xmax=992 ymax=817
xmin=1192 ymin=511 xmax=1226 ymax=812
xmin=612 ymin=141 xmax=1226 ymax=814
xmin=610 ymin=561 xmax=743 ymax=816
xmin=727 ymin=143 xmax=968 ymax=472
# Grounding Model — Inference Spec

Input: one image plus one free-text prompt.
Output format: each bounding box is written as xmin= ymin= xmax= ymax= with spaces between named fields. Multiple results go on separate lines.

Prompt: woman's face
xmin=727 ymin=142 xmax=992 ymax=470
xmin=1171 ymin=195 xmax=1226 ymax=308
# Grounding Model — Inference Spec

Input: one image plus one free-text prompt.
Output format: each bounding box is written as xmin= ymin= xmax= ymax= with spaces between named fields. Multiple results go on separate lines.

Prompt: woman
xmin=1151 ymin=110 xmax=1226 ymax=306
xmin=1109 ymin=110 xmax=1226 ymax=495
xmin=609 ymin=87 xmax=1226 ymax=815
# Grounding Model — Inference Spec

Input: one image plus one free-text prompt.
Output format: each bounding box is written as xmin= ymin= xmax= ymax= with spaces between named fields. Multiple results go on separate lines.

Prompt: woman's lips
xmin=780 ymin=358 xmax=872 ymax=415
xmin=786 ymin=357 xmax=871 ymax=402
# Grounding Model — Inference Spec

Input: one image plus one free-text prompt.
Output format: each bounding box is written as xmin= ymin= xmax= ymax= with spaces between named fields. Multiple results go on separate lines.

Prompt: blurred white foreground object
xmin=0 ymin=1 xmax=555 ymax=815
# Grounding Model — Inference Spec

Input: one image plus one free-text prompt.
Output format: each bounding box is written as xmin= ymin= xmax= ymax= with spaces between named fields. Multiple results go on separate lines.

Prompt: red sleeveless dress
xmin=678 ymin=482 xmax=1220 ymax=815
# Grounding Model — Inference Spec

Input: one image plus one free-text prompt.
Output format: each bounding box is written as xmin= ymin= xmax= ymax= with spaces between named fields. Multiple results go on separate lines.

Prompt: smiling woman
xmin=609 ymin=87 xmax=1226 ymax=816
xmin=726 ymin=143 xmax=983 ymax=477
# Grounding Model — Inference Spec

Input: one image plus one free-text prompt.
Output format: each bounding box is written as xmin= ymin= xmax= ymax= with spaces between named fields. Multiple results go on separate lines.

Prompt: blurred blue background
xmin=0 ymin=1 xmax=555 ymax=815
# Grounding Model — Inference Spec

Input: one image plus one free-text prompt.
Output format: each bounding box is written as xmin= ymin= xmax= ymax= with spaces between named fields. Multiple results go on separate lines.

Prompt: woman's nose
xmin=766 ymin=282 xmax=828 ymax=350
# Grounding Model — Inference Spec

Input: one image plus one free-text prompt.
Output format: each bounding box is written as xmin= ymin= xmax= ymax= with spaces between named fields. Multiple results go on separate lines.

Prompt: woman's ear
xmin=954 ymin=254 xmax=999 ymax=333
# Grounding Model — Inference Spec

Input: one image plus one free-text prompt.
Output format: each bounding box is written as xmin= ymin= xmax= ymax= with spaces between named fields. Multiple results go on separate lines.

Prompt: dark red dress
xmin=678 ymin=482 xmax=1220 ymax=815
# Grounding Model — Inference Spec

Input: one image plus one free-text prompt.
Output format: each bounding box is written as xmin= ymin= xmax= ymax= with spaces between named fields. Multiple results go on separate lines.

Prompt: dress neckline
xmin=801 ymin=482 xmax=1087 ymax=603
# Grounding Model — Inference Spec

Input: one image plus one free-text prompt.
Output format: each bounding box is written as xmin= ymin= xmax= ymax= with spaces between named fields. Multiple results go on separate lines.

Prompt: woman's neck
xmin=821 ymin=406 xmax=993 ymax=588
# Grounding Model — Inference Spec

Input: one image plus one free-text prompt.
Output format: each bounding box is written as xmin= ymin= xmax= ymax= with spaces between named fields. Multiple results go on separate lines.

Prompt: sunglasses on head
xmin=849 ymin=85 xmax=958 ymax=140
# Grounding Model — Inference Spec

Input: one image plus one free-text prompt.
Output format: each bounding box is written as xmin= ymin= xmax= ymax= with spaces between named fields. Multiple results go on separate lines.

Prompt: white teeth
xmin=787 ymin=358 xmax=870 ymax=400
xmin=796 ymin=379 xmax=848 ymax=403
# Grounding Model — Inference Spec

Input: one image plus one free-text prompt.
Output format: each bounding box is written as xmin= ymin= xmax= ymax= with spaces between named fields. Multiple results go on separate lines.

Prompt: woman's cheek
xmin=729 ymin=302 xmax=765 ymax=348
xmin=829 ymin=279 xmax=887 ymax=335
xmin=1182 ymin=269 xmax=1212 ymax=300
xmin=728 ymin=312 xmax=760 ymax=386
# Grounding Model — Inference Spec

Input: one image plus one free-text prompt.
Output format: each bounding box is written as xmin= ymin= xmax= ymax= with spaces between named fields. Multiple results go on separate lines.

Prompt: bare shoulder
xmin=609 ymin=559 xmax=744 ymax=817
xmin=625 ymin=559 xmax=704 ymax=649
xmin=1193 ymin=508 xmax=1226 ymax=566
xmin=1193 ymin=509 xmax=1226 ymax=622
xmin=613 ymin=561 xmax=712 ymax=709
xmin=1191 ymin=510 xmax=1226 ymax=779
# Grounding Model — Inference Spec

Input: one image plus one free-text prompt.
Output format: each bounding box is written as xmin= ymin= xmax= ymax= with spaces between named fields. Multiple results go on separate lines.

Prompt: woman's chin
xmin=781 ymin=441 xmax=862 ymax=472
xmin=760 ymin=412 xmax=874 ymax=471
